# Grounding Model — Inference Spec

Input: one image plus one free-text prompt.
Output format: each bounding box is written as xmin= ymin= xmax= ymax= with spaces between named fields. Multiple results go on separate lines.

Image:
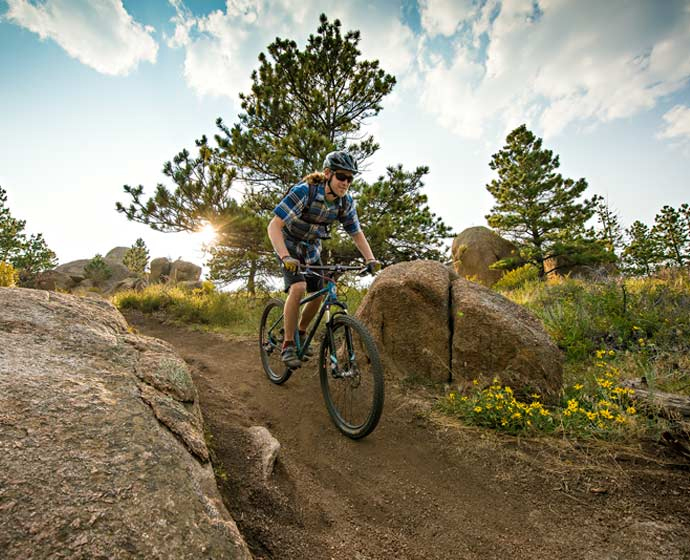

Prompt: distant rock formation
xmin=356 ymin=260 xmax=563 ymax=400
xmin=451 ymin=226 xmax=518 ymax=286
xmin=0 ymin=287 xmax=251 ymax=559
xmin=34 ymin=247 xmax=203 ymax=297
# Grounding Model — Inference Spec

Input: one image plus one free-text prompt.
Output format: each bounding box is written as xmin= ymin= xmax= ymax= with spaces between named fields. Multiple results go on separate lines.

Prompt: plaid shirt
xmin=274 ymin=182 xmax=362 ymax=264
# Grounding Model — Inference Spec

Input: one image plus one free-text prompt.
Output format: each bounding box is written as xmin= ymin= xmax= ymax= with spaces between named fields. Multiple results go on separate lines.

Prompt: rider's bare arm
xmin=267 ymin=216 xmax=290 ymax=260
xmin=350 ymin=231 xmax=375 ymax=263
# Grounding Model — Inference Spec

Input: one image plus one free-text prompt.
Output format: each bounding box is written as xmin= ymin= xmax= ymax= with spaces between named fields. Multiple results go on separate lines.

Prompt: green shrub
xmin=494 ymin=263 xmax=540 ymax=291
xmin=84 ymin=254 xmax=112 ymax=286
xmin=0 ymin=261 xmax=18 ymax=287
xmin=122 ymin=238 xmax=149 ymax=275
xmin=438 ymin=352 xmax=640 ymax=440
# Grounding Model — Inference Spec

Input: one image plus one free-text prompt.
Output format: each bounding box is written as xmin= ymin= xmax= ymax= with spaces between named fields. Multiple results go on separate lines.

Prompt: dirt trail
xmin=125 ymin=311 xmax=690 ymax=560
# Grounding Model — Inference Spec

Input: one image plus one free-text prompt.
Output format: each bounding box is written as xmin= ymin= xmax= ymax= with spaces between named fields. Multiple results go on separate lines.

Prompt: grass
xmin=439 ymin=269 xmax=689 ymax=442
xmin=111 ymin=279 xmax=368 ymax=337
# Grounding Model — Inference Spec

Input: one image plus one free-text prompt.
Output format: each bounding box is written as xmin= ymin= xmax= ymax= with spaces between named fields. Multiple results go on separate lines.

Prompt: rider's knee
xmin=289 ymin=282 xmax=307 ymax=297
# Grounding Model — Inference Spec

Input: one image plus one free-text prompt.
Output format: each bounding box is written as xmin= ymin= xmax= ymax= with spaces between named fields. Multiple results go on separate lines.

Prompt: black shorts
xmin=280 ymin=255 xmax=324 ymax=294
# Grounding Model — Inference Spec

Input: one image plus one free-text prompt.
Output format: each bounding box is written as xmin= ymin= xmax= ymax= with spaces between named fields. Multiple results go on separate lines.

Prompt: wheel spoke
xmin=319 ymin=315 xmax=384 ymax=439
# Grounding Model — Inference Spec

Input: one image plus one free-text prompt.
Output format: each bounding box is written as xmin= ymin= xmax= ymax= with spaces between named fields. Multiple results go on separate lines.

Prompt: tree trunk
xmin=247 ymin=257 xmax=257 ymax=297
xmin=621 ymin=378 xmax=690 ymax=418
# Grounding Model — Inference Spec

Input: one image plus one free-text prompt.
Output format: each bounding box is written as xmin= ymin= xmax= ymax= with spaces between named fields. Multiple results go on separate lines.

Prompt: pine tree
xmin=594 ymin=198 xmax=624 ymax=260
xmin=622 ymin=221 xmax=661 ymax=275
xmin=215 ymin=13 xmax=396 ymax=195
xmin=325 ymin=165 xmax=453 ymax=264
xmin=485 ymin=125 xmax=607 ymax=275
xmin=117 ymin=136 xmax=237 ymax=232
xmin=652 ymin=205 xmax=689 ymax=267
xmin=0 ymin=186 xmax=57 ymax=285
xmin=123 ymin=238 xmax=150 ymax=275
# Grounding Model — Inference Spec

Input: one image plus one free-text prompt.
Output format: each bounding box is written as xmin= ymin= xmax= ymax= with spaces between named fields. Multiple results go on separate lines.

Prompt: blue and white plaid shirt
xmin=274 ymin=182 xmax=361 ymax=264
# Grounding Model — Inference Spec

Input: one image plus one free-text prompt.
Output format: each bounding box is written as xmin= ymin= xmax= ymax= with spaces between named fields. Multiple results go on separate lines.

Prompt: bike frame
xmin=266 ymin=265 xmax=360 ymax=363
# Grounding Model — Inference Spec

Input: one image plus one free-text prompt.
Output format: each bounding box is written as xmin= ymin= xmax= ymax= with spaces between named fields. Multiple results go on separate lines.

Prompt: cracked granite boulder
xmin=0 ymin=287 xmax=252 ymax=560
xmin=356 ymin=261 xmax=563 ymax=401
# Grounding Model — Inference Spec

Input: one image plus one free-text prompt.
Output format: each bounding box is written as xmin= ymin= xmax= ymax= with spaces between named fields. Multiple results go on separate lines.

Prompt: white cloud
xmin=419 ymin=0 xmax=475 ymax=38
xmin=5 ymin=0 xmax=158 ymax=76
xmin=166 ymin=0 xmax=418 ymax=104
xmin=418 ymin=0 xmax=690 ymax=139
xmin=658 ymin=105 xmax=690 ymax=140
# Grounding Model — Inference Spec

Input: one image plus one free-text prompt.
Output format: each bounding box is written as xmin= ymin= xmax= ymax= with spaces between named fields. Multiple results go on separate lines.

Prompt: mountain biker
xmin=267 ymin=150 xmax=381 ymax=368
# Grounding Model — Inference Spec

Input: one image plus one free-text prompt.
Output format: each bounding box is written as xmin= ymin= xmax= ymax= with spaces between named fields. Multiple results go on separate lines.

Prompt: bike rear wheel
xmin=259 ymin=298 xmax=293 ymax=384
xmin=319 ymin=314 xmax=384 ymax=439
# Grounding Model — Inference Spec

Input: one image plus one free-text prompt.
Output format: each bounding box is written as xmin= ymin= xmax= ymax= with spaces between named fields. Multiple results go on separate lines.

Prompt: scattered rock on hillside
xmin=451 ymin=226 xmax=518 ymax=286
xmin=357 ymin=260 xmax=563 ymax=400
xmin=0 ymin=287 xmax=252 ymax=559
xmin=150 ymin=257 xmax=172 ymax=283
xmin=170 ymin=259 xmax=202 ymax=283
xmin=104 ymin=246 xmax=131 ymax=265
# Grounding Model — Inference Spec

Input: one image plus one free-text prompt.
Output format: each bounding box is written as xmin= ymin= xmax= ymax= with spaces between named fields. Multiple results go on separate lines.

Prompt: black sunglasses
xmin=334 ymin=172 xmax=354 ymax=183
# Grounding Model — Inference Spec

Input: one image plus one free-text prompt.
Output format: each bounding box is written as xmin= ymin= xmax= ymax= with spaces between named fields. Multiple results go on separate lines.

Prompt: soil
xmin=124 ymin=310 xmax=690 ymax=560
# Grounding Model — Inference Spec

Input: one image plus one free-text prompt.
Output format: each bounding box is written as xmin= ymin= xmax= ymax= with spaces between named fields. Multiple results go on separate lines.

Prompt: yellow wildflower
xmin=626 ymin=406 xmax=636 ymax=415
xmin=474 ymin=406 xmax=482 ymax=413
xmin=600 ymin=409 xmax=614 ymax=420
xmin=573 ymin=383 xmax=584 ymax=391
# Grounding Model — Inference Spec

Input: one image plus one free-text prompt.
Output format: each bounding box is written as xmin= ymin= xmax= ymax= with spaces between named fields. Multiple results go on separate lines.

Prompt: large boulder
xmin=356 ymin=260 xmax=453 ymax=384
xmin=170 ymin=260 xmax=202 ymax=283
xmin=104 ymin=246 xmax=131 ymax=266
xmin=0 ymin=287 xmax=251 ymax=559
xmin=150 ymin=257 xmax=172 ymax=283
xmin=55 ymin=259 xmax=91 ymax=283
xmin=34 ymin=269 xmax=76 ymax=292
xmin=357 ymin=261 xmax=563 ymax=400
xmin=53 ymin=259 xmax=135 ymax=294
xmin=451 ymin=278 xmax=563 ymax=399
xmin=451 ymin=226 xmax=518 ymax=287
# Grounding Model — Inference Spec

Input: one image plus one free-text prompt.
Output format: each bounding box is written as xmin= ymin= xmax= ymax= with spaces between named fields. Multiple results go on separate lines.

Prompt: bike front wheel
xmin=319 ymin=314 xmax=384 ymax=439
xmin=259 ymin=298 xmax=293 ymax=384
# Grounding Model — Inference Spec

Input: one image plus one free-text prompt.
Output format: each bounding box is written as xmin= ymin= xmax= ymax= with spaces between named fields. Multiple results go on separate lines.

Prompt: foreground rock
xmin=0 ymin=288 xmax=251 ymax=560
xmin=357 ymin=261 xmax=563 ymax=399
xmin=451 ymin=226 xmax=518 ymax=287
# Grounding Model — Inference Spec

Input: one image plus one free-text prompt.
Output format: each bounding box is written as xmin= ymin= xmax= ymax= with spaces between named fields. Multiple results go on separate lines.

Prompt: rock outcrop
xmin=0 ymin=287 xmax=251 ymax=559
xmin=36 ymin=247 xmax=203 ymax=297
xmin=451 ymin=226 xmax=518 ymax=286
xmin=357 ymin=261 xmax=563 ymax=400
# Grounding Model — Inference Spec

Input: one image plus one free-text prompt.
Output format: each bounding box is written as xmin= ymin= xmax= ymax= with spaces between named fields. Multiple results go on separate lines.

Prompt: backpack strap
xmin=298 ymin=182 xmax=344 ymax=240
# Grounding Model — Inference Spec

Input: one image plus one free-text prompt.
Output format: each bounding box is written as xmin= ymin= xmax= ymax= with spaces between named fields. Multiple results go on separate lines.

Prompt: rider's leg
xmin=299 ymin=295 xmax=324 ymax=333
xmin=284 ymin=281 xmax=306 ymax=344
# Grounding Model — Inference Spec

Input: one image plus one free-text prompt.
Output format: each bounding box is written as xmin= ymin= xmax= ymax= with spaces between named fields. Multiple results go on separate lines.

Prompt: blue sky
xmin=1 ymin=0 xmax=689 ymax=272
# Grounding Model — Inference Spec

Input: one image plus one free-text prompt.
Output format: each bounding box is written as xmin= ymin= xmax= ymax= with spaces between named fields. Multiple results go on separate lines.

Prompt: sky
xmin=1 ymin=0 xmax=689 ymax=277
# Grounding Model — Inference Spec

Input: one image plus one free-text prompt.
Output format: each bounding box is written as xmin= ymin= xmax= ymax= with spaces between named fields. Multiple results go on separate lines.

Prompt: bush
xmin=84 ymin=254 xmax=112 ymax=286
xmin=122 ymin=238 xmax=149 ymax=275
xmin=0 ymin=261 xmax=18 ymax=287
xmin=437 ymin=351 xmax=640 ymax=439
xmin=494 ymin=263 xmax=540 ymax=291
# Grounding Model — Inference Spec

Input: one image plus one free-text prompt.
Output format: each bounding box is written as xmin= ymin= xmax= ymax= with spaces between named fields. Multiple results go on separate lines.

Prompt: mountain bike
xmin=259 ymin=264 xmax=384 ymax=439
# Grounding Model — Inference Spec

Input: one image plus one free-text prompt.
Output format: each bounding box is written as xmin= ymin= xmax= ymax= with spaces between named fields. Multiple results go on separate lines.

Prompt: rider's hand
xmin=366 ymin=259 xmax=382 ymax=275
xmin=282 ymin=256 xmax=300 ymax=273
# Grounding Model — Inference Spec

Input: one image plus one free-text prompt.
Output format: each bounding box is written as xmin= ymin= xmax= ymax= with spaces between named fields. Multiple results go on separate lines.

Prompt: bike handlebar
xmin=299 ymin=263 xmax=374 ymax=279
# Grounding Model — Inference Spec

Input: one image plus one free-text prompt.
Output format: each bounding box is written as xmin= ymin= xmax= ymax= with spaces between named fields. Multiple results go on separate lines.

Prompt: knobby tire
xmin=319 ymin=314 xmax=384 ymax=439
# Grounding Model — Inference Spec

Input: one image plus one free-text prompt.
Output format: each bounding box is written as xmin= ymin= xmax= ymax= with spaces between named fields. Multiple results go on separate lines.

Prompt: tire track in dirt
xmin=125 ymin=310 xmax=690 ymax=560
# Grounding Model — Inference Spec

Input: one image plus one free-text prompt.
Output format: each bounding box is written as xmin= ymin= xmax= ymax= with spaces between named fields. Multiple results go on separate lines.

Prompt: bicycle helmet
xmin=323 ymin=151 xmax=358 ymax=174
